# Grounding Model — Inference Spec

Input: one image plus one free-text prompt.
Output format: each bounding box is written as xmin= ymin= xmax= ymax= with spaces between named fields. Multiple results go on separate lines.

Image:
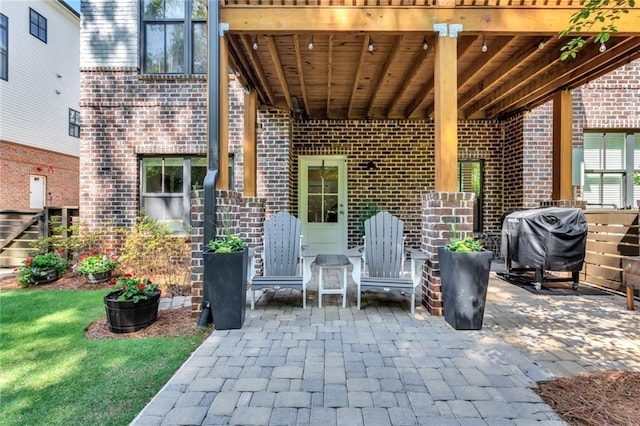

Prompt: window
xmin=29 ymin=8 xmax=47 ymax=43
xmin=0 ymin=14 xmax=7 ymax=81
xmin=141 ymin=0 xmax=207 ymax=74
xmin=140 ymin=156 xmax=207 ymax=232
xmin=69 ymin=109 xmax=80 ymax=138
xmin=582 ymin=132 xmax=639 ymax=208
xmin=458 ymin=160 xmax=483 ymax=232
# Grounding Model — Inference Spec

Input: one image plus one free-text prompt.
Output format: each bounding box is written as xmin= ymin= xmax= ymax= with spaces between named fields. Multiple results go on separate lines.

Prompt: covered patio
xmin=194 ymin=0 xmax=640 ymax=317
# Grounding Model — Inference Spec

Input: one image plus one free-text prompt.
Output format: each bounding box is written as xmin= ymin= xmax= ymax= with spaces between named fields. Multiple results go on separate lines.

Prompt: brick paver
xmin=132 ymin=267 xmax=640 ymax=425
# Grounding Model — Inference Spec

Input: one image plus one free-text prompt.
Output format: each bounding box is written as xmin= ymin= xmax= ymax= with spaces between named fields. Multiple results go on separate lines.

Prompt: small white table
xmin=316 ymin=254 xmax=350 ymax=308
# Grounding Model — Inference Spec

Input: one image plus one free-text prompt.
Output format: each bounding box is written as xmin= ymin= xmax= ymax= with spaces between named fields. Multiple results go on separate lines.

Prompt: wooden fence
xmin=0 ymin=207 xmax=79 ymax=268
xmin=581 ymin=210 xmax=639 ymax=292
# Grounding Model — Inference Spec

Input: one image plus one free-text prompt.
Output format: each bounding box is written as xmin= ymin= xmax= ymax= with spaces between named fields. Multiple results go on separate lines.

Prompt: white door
xmin=298 ymin=156 xmax=348 ymax=254
xmin=29 ymin=175 xmax=46 ymax=209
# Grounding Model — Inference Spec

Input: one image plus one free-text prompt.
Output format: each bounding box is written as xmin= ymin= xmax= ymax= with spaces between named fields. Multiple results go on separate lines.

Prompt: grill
xmin=501 ymin=207 xmax=587 ymax=290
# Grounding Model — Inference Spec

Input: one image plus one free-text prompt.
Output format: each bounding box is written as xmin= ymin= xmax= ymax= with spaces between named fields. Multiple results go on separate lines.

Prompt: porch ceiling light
xmin=368 ymin=37 xmax=374 ymax=52
xmin=422 ymin=37 xmax=428 ymax=50
xmin=599 ymin=42 xmax=607 ymax=53
xmin=481 ymin=36 xmax=488 ymax=53
xmin=538 ymin=41 xmax=545 ymax=50
xmin=252 ymin=36 xmax=258 ymax=50
xmin=308 ymin=36 xmax=314 ymax=50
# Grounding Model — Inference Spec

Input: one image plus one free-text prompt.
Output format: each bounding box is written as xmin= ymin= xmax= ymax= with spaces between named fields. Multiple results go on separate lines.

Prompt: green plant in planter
xmin=76 ymin=250 xmax=118 ymax=276
xmin=445 ymin=236 xmax=484 ymax=253
xmin=110 ymin=274 xmax=159 ymax=303
xmin=207 ymin=234 xmax=247 ymax=253
xmin=16 ymin=252 xmax=68 ymax=287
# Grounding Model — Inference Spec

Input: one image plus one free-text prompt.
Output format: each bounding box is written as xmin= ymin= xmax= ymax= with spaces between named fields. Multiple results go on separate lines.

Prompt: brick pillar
xmin=190 ymin=189 xmax=265 ymax=318
xmin=421 ymin=192 xmax=475 ymax=316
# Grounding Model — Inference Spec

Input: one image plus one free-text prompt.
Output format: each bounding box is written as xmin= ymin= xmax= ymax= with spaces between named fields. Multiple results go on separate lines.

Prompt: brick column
xmin=190 ymin=189 xmax=265 ymax=318
xmin=421 ymin=192 xmax=475 ymax=316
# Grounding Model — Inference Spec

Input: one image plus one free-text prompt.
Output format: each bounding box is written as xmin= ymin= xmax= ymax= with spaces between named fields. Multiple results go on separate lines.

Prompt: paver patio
xmin=132 ymin=265 xmax=639 ymax=425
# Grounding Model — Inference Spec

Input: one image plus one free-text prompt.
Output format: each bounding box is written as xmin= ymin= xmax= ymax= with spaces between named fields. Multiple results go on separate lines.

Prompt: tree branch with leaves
xmin=559 ymin=0 xmax=635 ymax=60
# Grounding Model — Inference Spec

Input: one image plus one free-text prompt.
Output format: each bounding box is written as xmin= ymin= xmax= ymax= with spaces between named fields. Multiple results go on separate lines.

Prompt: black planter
xmin=203 ymin=248 xmax=248 ymax=330
xmin=438 ymin=247 xmax=492 ymax=330
xmin=86 ymin=271 xmax=112 ymax=283
xmin=34 ymin=269 xmax=59 ymax=284
xmin=104 ymin=290 xmax=161 ymax=333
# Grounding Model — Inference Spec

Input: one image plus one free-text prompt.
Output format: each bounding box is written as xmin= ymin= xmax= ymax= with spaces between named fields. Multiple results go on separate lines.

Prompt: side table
xmin=316 ymin=254 xmax=350 ymax=308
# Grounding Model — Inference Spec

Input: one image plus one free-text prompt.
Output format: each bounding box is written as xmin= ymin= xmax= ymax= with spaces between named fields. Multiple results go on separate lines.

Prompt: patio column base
xmin=421 ymin=192 xmax=475 ymax=316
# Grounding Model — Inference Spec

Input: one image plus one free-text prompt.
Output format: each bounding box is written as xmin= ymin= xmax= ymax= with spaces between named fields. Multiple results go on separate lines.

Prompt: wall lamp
xmin=359 ymin=160 xmax=377 ymax=170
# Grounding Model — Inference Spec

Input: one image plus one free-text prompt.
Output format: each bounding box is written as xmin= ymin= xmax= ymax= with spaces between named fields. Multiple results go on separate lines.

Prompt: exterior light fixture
xmin=481 ymin=36 xmax=488 ymax=53
xmin=538 ymin=41 xmax=545 ymax=50
xmin=308 ymin=36 xmax=314 ymax=50
xmin=368 ymin=37 xmax=374 ymax=52
xmin=422 ymin=37 xmax=428 ymax=50
xmin=252 ymin=36 xmax=258 ymax=50
xmin=599 ymin=42 xmax=607 ymax=53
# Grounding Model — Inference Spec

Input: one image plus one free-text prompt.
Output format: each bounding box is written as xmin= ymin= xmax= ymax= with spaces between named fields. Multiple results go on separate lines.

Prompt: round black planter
xmin=34 ymin=269 xmax=59 ymax=284
xmin=104 ymin=290 xmax=161 ymax=333
xmin=85 ymin=271 xmax=112 ymax=284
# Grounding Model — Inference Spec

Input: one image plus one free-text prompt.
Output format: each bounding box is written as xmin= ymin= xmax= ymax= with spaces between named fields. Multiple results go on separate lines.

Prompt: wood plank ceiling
xmin=222 ymin=1 xmax=640 ymax=120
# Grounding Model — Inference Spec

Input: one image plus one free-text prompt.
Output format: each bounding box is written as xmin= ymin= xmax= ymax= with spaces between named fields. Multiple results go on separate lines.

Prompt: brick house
xmin=79 ymin=0 xmax=640 ymax=315
xmin=0 ymin=0 xmax=80 ymax=211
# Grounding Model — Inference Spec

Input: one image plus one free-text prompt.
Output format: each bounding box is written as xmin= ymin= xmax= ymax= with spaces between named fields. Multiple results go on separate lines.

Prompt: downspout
xmin=204 ymin=0 xmax=220 ymax=245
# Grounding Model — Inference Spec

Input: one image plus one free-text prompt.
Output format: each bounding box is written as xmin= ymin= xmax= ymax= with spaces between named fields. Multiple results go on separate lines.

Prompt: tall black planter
xmin=438 ymin=247 xmax=492 ymax=330
xmin=203 ymin=247 xmax=248 ymax=330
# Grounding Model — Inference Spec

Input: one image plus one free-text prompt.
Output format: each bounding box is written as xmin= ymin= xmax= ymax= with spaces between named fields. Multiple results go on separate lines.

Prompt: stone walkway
xmin=132 ymin=266 xmax=639 ymax=425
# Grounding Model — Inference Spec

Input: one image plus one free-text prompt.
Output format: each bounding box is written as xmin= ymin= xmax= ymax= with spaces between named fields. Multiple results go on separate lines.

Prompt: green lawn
xmin=0 ymin=289 xmax=207 ymax=426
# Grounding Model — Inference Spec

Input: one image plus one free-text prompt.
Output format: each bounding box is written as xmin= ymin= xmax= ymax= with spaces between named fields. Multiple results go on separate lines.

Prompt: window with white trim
xmin=583 ymin=132 xmax=639 ymax=209
xmin=29 ymin=8 xmax=47 ymax=43
xmin=141 ymin=0 xmax=207 ymax=74
xmin=140 ymin=156 xmax=207 ymax=232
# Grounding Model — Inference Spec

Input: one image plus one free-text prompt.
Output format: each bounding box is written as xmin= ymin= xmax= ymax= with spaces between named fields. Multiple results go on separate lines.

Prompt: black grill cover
xmin=501 ymin=207 xmax=587 ymax=272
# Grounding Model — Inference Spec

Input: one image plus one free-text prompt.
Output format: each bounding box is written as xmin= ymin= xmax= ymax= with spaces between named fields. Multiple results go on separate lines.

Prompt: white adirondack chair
xmin=249 ymin=211 xmax=317 ymax=309
xmin=347 ymin=211 xmax=426 ymax=313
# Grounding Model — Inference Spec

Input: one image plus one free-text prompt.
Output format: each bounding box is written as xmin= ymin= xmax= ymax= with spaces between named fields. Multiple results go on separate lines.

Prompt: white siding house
xmin=0 ymin=0 xmax=80 ymax=210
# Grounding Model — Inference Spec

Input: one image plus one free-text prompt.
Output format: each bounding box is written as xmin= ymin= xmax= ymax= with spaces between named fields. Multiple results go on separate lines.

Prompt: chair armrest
xmin=408 ymin=248 xmax=427 ymax=288
xmin=300 ymin=245 xmax=318 ymax=284
xmin=347 ymin=245 xmax=364 ymax=284
xmin=301 ymin=245 xmax=318 ymax=258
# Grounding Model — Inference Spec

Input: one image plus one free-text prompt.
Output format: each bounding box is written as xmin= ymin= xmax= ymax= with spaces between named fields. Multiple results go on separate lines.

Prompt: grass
xmin=0 ymin=289 xmax=207 ymax=426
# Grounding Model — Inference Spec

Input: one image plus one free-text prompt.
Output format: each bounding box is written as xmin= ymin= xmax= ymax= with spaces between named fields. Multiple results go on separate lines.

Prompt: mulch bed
xmin=535 ymin=370 xmax=640 ymax=426
xmin=0 ymin=273 xmax=211 ymax=340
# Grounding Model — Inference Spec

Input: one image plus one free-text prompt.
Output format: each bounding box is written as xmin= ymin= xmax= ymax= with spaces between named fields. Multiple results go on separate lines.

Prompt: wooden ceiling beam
xmin=486 ymin=37 xmax=640 ymax=118
xmin=465 ymin=37 xmax=582 ymax=117
xmin=491 ymin=38 xmax=640 ymax=118
xmin=326 ymin=34 xmax=334 ymax=119
xmin=348 ymin=36 xmax=370 ymax=119
xmin=228 ymin=35 xmax=268 ymax=104
xmin=366 ymin=35 xmax=404 ymax=118
xmin=221 ymin=7 xmax=640 ymax=34
xmin=239 ymin=35 xmax=275 ymax=105
xmin=386 ymin=44 xmax=434 ymax=118
xmin=457 ymin=37 xmax=545 ymax=112
xmin=267 ymin=37 xmax=294 ymax=111
xmin=292 ymin=35 xmax=311 ymax=118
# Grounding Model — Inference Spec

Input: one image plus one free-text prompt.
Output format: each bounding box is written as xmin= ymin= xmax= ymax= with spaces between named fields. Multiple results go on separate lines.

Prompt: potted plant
xmin=76 ymin=250 xmax=118 ymax=283
xmin=103 ymin=274 xmax=161 ymax=333
xmin=203 ymin=233 xmax=248 ymax=330
xmin=438 ymin=235 xmax=493 ymax=330
xmin=16 ymin=252 xmax=68 ymax=287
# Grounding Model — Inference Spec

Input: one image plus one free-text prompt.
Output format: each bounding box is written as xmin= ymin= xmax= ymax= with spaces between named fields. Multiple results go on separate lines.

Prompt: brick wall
xmin=80 ymin=69 xmax=208 ymax=232
xmin=292 ymin=119 xmax=505 ymax=248
xmin=522 ymin=105 xmax=554 ymax=208
xmin=0 ymin=140 xmax=79 ymax=210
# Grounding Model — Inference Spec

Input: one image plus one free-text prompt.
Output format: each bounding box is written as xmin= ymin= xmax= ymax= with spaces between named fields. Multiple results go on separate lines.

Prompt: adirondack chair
xmin=249 ymin=211 xmax=318 ymax=309
xmin=347 ymin=211 xmax=426 ymax=313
